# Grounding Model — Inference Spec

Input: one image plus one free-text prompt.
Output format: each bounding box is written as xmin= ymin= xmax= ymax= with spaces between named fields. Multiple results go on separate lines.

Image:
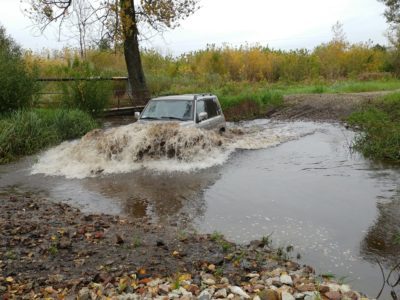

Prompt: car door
xmin=196 ymin=98 xmax=225 ymax=130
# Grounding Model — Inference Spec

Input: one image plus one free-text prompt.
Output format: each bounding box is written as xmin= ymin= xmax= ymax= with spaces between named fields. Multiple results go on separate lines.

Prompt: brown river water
xmin=0 ymin=118 xmax=399 ymax=297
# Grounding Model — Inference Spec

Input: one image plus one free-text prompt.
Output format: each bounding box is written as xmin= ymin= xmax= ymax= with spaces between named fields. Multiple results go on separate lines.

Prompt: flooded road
xmin=1 ymin=119 xmax=399 ymax=297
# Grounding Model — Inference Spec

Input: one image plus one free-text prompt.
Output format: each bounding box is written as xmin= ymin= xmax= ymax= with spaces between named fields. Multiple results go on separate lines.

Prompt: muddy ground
xmin=269 ymin=91 xmax=390 ymax=121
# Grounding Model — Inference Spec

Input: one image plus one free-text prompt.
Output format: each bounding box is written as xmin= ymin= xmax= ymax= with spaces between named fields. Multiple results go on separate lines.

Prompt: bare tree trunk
xmin=120 ymin=0 xmax=150 ymax=106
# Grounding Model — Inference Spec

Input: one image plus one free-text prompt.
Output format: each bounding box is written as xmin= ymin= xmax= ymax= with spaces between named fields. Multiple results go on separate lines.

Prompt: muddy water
xmin=1 ymin=119 xmax=399 ymax=297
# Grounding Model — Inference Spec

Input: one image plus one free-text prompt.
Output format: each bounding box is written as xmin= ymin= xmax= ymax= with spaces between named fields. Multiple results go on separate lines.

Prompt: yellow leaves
xmin=5 ymin=276 xmax=14 ymax=283
xmin=178 ymin=273 xmax=191 ymax=282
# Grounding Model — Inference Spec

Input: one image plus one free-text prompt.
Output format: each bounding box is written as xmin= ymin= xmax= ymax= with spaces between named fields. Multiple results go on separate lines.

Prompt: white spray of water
xmin=31 ymin=121 xmax=316 ymax=178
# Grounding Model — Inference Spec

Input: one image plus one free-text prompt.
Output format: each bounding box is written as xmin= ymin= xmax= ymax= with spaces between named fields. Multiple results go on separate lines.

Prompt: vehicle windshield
xmin=140 ymin=100 xmax=194 ymax=121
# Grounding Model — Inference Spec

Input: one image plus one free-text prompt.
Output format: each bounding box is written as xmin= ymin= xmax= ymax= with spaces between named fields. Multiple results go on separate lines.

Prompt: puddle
xmin=1 ymin=119 xmax=399 ymax=297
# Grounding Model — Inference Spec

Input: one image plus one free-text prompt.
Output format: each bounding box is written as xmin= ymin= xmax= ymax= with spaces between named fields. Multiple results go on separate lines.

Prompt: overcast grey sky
xmin=0 ymin=0 xmax=390 ymax=55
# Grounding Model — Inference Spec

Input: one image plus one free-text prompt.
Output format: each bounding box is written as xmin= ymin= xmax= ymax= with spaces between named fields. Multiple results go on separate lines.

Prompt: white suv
xmin=136 ymin=94 xmax=226 ymax=132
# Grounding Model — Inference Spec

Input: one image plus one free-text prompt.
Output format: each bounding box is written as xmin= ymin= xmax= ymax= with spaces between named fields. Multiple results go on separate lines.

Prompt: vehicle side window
xmin=205 ymin=99 xmax=219 ymax=118
xmin=197 ymin=100 xmax=206 ymax=114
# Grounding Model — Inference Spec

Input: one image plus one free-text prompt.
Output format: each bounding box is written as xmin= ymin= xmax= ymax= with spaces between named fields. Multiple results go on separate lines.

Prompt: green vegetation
xmin=348 ymin=92 xmax=400 ymax=163
xmin=0 ymin=26 xmax=37 ymax=113
xmin=0 ymin=109 xmax=98 ymax=164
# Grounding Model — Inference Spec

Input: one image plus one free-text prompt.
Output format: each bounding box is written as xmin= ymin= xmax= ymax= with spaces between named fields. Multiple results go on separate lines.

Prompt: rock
xmin=118 ymin=294 xmax=140 ymax=300
xmin=220 ymin=277 xmax=230 ymax=284
xmin=304 ymin=292 xmax=320 ymax=300
xmin=168 ymin=292 xmax=181 ymax=299
xmin=203 ymin=278 xmax=216 ymax=285
xmin=116 ymin=234 xmax=124 ymax=244
xmin=186 ymin=284 xmax=200 ymax=295
xmin=179 ymin=295 xmax=192 ymax=300
xmin=147 ymin=278 xmax=162 ymax=287
xmin=253 ymin=296 xmax=261 ymax=300
xmin=246 ymin=273 xmax=260 ymax=278
xmin=293 ymin=293 xmax=305 ymax=299
xmin=198 ymin=289 xmax=212 ymax=300
xmin=340 ymin=284 xmax=351 ymax=293
xmin=325 ymin=291 xmax=341 ymax=300
xmin=258 ymin=289 xmax=279 ymax=300
xmin=159 ymin=284 xmax=170 ymax=294
xmin=296 ymin=283 xmax=315 ymax=292
xmin=214 ymin=288 xmax=227 ymax=298
xmin=253 ymin=284 xmax=265 ymax=291
xmin=77 ymin=287 xmax=90 ymax=300
xmin=317 ymin=285 xmax=330 ymax=293
xmin=201 ymin=274 xmax=216 ymax=286
xmin=327 ymin=284 xmax=340 ymax=292
xmin=282 ymin=292 xmax=295 ymax=300
xmin=229 ymin=286 xmax=250 ymax=299
xmin=208 ymin=264 xmax=216 ymax=271
xmin=280 ymin=274 xmax=293 ymax=286
xmin=344 ymin=291 xmax=360 ymax=300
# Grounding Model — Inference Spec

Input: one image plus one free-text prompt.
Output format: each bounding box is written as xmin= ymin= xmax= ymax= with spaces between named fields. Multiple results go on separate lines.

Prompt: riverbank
xmin=0 ymin=189 xmax=369 ymax=299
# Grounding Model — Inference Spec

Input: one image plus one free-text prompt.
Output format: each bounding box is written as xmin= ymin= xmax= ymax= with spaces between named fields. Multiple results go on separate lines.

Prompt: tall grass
xmin=348 ymin=92 xmax=400 ymax=163
xmin=0 ymin=109 xmax=98 ymax=164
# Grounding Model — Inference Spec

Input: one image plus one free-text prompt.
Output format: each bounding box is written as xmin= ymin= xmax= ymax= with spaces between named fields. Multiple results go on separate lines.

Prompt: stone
xmin=253 ymin=296 xmax=261 ymax=300
xmin=220 ymin=277 xmax=229 ymax=284
xmin=327 ymin=284 xmax=340 ymax=292
xmin=258 ymin=289 xmax=279 ymax=300
xmin=344 ymin=291 xmax=360 ymax=300
xmin=317 ymin=285 xmax=330 ymax=293
xmin=208 ymin=264 xmax=216 ymax=271
xmin=186 ymin=284 xmax=200 ymax=295
xmin=214 ymin=288 xmax=227 ymax=298
xmin=280 ymin=274 xmax=293 ymax=286
xmin=282 ymin=292 xmax=295 ymax=300
xmin=77 ymin=287 xmax=90 ymax=300
xmin=296 ymin=283 xmax=315 ymax=292
xmin=201 ymin=274 xmax=216 ymax=286
xmin=198 ymin=289 xmax=212 ymax=300
xmin=293 ymin=293 xmax=305 ymax=299
xmin=325 ymin=291 xmax=342 ymax=300
xmin=159 ymin=284 xmax=170 ymax=294
xmin=246 ymin=273 xmax=260 ymax=278
xmin=340 ymin=284 xmax=351 ymax=293
xmin=253 ymin=284 xmax=265 ymax=291
xmin=304 ymin=292 xmax=321 ymax=300
xmin=229 ymin=286 xmax=250 ymax=299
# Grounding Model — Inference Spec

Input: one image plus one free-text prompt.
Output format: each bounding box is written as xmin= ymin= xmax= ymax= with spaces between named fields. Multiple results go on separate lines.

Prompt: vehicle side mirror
xmin=134 ymin=111 xmax=141 ymax=120
xmin=198 ymin=112 xmax=208 ymax=122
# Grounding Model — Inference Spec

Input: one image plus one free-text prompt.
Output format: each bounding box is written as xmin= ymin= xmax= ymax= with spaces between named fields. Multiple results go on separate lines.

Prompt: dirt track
xmin=270 ymin=91 xmax=391 ymax=121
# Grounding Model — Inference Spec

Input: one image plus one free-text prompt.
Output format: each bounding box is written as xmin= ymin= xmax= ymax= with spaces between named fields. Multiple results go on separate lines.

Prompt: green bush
xmin=348 ymin=92 xmax=400 ymax=162
xmin=0 ymin=26 xmax=37 ymax=113
xmin=61 ymin=61 xmax=112 ymax=116
xmin=0 ymin=109 xmax=97 ymax=164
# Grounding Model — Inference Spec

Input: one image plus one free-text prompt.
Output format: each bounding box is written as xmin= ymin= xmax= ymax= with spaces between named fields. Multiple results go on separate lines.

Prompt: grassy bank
xmin=0 ymin=109 xmax=98 ymax=164
xmin=348 ymin=92 xmax=400 ymax=163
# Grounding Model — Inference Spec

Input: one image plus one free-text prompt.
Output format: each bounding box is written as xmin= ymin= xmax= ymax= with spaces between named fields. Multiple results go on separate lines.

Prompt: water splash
xmin=31 ymin=121 xmax=316 ymax=178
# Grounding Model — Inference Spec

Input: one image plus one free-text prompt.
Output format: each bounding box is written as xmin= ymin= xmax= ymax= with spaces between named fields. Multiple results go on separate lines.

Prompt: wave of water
xmin=31 ymin=121 xmax=317 ymax=178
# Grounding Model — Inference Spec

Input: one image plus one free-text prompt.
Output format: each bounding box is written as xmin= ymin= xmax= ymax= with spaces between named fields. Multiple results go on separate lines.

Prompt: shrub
xmin=0 ymin=26 xmax=37 ymax=113
xmin=0 ymin=109 xmax=97 ymax=164
xmin=61 ymin=61 xmax=112 ymax=116
xmin=348 ymin=92 xmax=400 ymax=162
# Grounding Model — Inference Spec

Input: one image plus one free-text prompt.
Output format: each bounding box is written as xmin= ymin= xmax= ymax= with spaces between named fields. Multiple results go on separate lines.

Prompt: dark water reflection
xmin=0 ymin=120 xmax=400 ymax=297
